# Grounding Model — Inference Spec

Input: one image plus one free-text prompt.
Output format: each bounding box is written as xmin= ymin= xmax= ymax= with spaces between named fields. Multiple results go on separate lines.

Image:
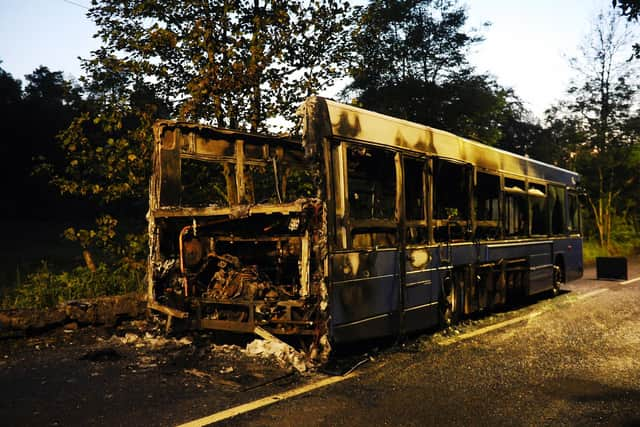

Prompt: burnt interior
xmin=149 ymin=122 xmax=326 ymax=338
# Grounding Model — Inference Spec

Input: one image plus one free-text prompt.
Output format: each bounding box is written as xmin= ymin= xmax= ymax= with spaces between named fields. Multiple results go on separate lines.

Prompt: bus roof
xmin=303 ymin=96 xmax=579 ymax=187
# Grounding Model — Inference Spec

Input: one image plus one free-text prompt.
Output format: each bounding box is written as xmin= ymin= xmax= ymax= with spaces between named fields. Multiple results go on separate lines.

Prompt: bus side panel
xmin=403 ymin=266 xmax=440 ymax=333
xmin=528 ymin=252 xmax=554 ymax=294
xmin=554 ymin=237 xmax=584 ymax=282
xmin=329 ymin=250 xmax=400 ymax=343
xmin=485 ymin=241 xmax=554 ymax=295
xmin=485 ymin=241 xmax=552 ymax=261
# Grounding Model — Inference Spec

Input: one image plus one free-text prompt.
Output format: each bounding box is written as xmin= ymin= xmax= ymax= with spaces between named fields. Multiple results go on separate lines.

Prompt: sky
xmin=0 ymin=0 xmax=617 ymax=120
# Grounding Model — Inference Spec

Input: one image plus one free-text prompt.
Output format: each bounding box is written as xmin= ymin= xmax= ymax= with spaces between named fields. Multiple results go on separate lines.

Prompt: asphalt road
xmin=2 ymin=259 xmax=640 ymax=426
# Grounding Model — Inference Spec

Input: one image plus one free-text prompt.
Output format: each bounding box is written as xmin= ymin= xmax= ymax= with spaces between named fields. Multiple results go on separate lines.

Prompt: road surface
xmin=2 ymin=259 xmax=640 ymax=426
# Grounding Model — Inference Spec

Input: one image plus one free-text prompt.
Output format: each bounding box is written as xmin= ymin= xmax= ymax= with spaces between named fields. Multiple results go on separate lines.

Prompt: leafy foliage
xmin=348 ymin=0 xmax=482 ymax=88
xmin=51 ymin=100 xmax=157 ymax=204
xmin=613 ymin=0 xmax=640 ymax=18
xmin=345 ymin=0 xmax=523 ymax=146
xmin=1 ymin=261 xmax=144 ymax=310
xmin=85 ymin=0 xmax=351 ymax=131
xmin=551 ymin=9 xmax=640 ymax=252
xmin=613 ymin=1 xmax=640 ymax=58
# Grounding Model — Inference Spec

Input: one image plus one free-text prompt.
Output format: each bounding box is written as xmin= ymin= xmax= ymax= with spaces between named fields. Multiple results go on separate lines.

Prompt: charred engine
xmin=151 ymin=201 xmax=327 ymax=336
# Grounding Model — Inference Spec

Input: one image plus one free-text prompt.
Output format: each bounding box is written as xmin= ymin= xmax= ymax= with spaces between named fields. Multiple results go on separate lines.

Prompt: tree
xmin=345 ymin=0 xmax=520 ymax=145
xmin=55 ymin=0 xmax=351 ymax=207
xmin=613 ymin=0 xmax=640 ymax=57
xmin=46 ymin=1 xmax=351 ymax=269
xmin=0 ymin=64 xmax=22 ymax=106
xmin=613 ymin=0 xmax=640 ymax=19
xmin=348 ymin=0 xmax=481 ymax=91
xmin=84 ymin=0 xmax=350 ymax=131
xmin=0 ymin=65 xmax=23 ymax=217
xmin=560 ymin=9 xmax=640 ymax=252
xmin=0 ymin=65 xmax=88 ymax=219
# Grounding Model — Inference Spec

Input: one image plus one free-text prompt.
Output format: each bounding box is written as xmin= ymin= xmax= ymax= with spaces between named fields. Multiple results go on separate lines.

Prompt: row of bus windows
xmin=343 ymin=144 xmax=580 ymax=248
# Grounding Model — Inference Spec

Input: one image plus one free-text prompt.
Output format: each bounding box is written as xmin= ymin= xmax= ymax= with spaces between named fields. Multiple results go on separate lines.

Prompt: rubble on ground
xmin=115 ymin=331 xmax=192 ymax=350
xmin=0 ymin=293 xmax=146 ymax=335
xmin=245 ymin=337 xmax=307 ymax=373
xmin=1 ymin=295 xmax=314 ymax=376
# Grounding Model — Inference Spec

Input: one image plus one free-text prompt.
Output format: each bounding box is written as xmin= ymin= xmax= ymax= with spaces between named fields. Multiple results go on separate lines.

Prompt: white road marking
xmin=176 ymin=372 xmax=358 ymax=427
xmin=177 ymin=280 xmax=622 ymax=425
xmin=438 ymin=311 xmax=543 ymax=346
xmin=439 ymin=287 xmax=611 ymax=346
xmin=576 ymin=288 xmax=609 ymax=299
xmin=621 ymin=276 xmax=640 ymax=285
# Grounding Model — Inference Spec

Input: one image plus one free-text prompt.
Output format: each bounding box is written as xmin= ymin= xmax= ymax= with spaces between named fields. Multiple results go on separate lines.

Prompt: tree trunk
xmin=82 ymin=249 xmax=97 ymax=272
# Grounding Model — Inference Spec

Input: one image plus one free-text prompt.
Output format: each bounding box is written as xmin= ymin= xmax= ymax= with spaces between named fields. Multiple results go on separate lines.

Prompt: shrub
xmin=1 ymin=261 xmax=144 ymax=310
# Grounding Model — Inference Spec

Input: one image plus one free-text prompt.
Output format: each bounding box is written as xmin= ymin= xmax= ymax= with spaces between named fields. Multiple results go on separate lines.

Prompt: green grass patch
xmin=583 ymin=238 xmax=640 ymax=265
xmin=583 ymin=240 xmax=610 ymax=265
xmin=0 ymin=262 xmax=145 ymax=310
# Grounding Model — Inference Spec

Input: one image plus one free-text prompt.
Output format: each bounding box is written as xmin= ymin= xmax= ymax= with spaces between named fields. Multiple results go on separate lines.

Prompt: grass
xmin=0 ymin=218 xmax=86 ymax=289
xmin=583 ymin=238 xmax=639 ymax=265
xmin=0 ymin=218 xmax=146 ymax=310
xmin=0 ymin=261 xmax=145 ymax=310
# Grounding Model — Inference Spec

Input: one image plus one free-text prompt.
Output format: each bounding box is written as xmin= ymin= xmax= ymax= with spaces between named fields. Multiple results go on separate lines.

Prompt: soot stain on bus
xmin=147 ymin=96 xmax=584 ymax=363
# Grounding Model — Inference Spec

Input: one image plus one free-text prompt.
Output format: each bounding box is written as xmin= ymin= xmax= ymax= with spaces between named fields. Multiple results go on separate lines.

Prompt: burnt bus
xmin=148 ymin=96 xmax=583 ymax=359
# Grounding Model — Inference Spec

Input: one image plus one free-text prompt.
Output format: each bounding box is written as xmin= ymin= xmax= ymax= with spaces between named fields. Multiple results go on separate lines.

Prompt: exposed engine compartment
xmin=148 ymin=120 xmax=330 ymax=360
xmin=150 ymin=201 xmax=328 ymax=342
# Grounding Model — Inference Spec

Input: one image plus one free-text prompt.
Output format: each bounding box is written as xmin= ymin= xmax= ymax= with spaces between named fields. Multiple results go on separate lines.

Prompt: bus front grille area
xmin=150 ymin=203 xmax=327 ymax=336
xmin=148 ymin=120 xmax=331 ymax=360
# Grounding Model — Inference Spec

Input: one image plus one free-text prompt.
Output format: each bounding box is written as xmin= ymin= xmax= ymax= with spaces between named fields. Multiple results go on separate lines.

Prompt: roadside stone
xmin=0 ymin=308 xmax=66 ymax=332
xmin=0 ymin=293 xmax=146 ymax=334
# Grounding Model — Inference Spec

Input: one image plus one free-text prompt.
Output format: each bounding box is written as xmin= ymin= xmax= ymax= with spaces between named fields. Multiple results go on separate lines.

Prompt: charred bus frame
xmin=148 ymin=96 xmax=583 ymax=358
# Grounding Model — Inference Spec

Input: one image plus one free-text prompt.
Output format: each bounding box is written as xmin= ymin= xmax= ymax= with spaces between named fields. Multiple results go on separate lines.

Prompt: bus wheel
xmin=552 ymin=264 xmax=564 ymax=296
xmin=440 ymin=273 xmax=461 ymax=327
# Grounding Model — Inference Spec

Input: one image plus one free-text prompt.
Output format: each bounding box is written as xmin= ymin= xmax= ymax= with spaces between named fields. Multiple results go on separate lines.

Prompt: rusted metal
xmin=148 ymin=119 xmax=330 ymax=361
xmin=147 ymin=301 xmax=189 ymax=319
xmin=148 ymin=96 xmax=583 ymax=359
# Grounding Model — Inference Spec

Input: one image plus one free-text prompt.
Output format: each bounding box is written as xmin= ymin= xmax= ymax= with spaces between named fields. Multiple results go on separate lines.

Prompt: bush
xmin=1 ymin=261 xmax=144 ymax=310
xmin=582 ymin=240 xmax=611 ymax=265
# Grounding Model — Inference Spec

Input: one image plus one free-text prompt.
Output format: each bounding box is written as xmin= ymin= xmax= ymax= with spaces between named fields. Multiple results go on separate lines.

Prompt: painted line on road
xmin=439 ymin=288 xmax=611 ymax=347
xmin=178 ymin=286 xmax=617 ymax=424
xmin=438 ymin=311 xmax=543 ymax=346
xmin=621 ymin=276 xmax=640 ymax=285
xmin=576 ymin=288 xmax=609 ymax=299
xmin=176 ymin=372 xmax=358 ymax=427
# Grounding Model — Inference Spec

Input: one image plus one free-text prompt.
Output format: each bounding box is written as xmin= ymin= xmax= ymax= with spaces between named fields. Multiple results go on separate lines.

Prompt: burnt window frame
xmin=432 ymin=158 xmax=472 ymax=242
xmin=474 ymin=169 xmax=502 ymax=240
xmin=503 ymin=176 xmax=528 ymax=238
xmin=548 ymin=184 xmax=568 ymax=236
xmin=528 ymin=181 xmax=548 ymax=236
xmin=343 ymin=142 xmax=399 ymax=250
xmin=567 ymin=190 xmax=581 ymax=235
xmin=168 ymin=131 xmax=313 ymax=208
xmin=179 ymin=156 xmax=233 ymax=207
xmin=403 ymin=155 xmax=429 ymax=245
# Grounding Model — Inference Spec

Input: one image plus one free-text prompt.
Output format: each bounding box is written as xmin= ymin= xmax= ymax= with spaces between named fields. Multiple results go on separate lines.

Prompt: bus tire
xmin=440 ymin=272 xmax=462 ymax=327
xmin=552 ymin=262 xmax=564 ymax=296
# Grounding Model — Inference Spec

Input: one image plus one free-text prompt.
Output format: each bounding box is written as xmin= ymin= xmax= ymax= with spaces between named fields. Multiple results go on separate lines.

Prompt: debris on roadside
xmin=115 ymin=331 xmax=193 ymax=350
xmin=245 ymin=337 xmax=307 ymax=373
xmin=0 ymin=293 xmax=146 ymax=335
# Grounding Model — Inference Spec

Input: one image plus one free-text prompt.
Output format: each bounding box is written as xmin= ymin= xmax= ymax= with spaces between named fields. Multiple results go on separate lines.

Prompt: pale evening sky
xmin=0 ymin=0 xmax=616 ymax=120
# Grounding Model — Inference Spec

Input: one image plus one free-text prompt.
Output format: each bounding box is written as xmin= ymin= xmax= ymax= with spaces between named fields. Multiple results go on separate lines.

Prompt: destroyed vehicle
xmin=148 ymin=96 xmax=583 ymax=361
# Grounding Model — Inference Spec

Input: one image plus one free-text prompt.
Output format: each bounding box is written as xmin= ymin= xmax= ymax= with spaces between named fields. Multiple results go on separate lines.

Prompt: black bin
xmin=596 ymin=257 xmax=628 ymax=280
